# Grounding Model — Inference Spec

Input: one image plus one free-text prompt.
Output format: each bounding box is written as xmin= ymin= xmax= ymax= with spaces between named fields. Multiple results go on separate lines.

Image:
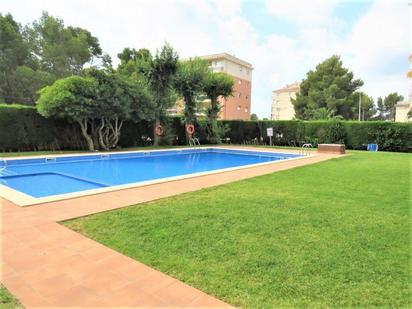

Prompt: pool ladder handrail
xmin=0 ymin=158 xmax=6 ymax=173
xmin=299 ymin=143 xmax=313 ymax=156
xmin=189 ymin=137 xmax=201 ymax=148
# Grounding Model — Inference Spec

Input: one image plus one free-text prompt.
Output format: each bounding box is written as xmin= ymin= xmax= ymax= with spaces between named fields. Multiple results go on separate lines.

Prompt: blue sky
xmin=2 ymin=0 xmax=410 ymax=118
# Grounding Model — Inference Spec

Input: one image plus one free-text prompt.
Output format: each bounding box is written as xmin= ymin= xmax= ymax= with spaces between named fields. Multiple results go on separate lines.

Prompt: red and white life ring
xmin=154 ymin=124 xmax=164 ymax=136
xmin=186 ymin=124 xmax=195 ymax=135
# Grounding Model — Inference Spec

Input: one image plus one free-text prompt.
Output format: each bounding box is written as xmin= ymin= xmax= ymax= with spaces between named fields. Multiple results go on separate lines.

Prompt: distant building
xmin=270 ymin=82 xmax=300 ymax=120
xmin=168 ymin=53 xmax=253 ymax=120
xmin=395 ymin=101 xmax=411 ymax=122
xmin=395 ymin=53 xmax=411 ymax=122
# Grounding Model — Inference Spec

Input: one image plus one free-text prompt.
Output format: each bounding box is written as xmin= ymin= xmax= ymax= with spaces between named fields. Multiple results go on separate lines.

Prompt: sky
xmin=2 ymin=0 xmax=410 ymax=118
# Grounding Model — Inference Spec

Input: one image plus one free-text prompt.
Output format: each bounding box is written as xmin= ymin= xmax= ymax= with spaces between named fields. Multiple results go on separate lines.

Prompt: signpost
xmin=267 ymin=127 xmax=273 ymax=146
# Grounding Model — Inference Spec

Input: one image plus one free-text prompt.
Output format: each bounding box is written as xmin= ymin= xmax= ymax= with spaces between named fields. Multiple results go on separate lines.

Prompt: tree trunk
xmin=77 ymin=119 xmax=95 ymax=151
xmin=209 ymin=98 xmax=220 ymax=143
xmin=98 ymin=117 xmax=108 ymax=150
xmin=184 ymin=98 xmax=196 ymax=144
xmin=153 ymin=119 xmax=160 ymax=146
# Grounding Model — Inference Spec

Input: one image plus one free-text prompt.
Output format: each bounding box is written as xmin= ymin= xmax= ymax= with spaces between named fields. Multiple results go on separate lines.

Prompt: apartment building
xmin=201 ymin=53 xmax=253 ymax=120
xmin=271 ymin=82 xmax=300 ymax=120
xmin=168 ymin=53 xmax=253 ymax=120
xmin=395 ymin=53 xmax=411 ymax=122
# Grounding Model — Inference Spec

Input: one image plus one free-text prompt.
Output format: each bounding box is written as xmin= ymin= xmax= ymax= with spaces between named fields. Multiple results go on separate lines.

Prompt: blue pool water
xmin=0 ymin=148 xmax=301 ymax=198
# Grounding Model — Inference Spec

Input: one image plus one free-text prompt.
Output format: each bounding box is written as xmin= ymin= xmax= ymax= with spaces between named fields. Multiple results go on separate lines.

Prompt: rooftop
xmin=273 ymin=82 xmax=300 ymax=93
xmin=183 ymin=53 xmax=253 ymax=70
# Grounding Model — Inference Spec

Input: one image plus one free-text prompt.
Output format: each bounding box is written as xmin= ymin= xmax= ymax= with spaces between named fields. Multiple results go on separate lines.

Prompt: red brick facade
xmin=219 ymin=77 xmax=251 ymax=120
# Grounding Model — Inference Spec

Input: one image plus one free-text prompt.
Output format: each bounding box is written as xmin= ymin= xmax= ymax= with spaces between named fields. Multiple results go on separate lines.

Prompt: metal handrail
xmin=189 ymin=137 xmax=201 ymax=148
xmin=0 ymin=158 xmax=6 ymax=173
xmin=300 ymin=143 xmax=313 ymax=156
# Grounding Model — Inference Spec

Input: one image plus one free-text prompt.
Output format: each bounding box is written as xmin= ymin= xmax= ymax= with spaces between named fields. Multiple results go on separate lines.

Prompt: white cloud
xmin=343 ymin=0 xmax=409 ymax=98
xmin=265 ymin=0 xmax=340 ymax=27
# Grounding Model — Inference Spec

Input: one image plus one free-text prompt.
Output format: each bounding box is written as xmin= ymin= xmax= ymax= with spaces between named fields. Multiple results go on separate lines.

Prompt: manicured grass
xmin=0 ymin=285 xmax=22 ymax=309
xmin=64 ymin=151 xmax=410 ymax=308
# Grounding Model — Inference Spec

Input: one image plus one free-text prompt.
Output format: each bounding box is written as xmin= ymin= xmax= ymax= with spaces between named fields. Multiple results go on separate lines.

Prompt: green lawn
xmin=64 ymin=151 xmax=410 ymax=308
xmin=0 ymin=286 xmax=22 ymax=309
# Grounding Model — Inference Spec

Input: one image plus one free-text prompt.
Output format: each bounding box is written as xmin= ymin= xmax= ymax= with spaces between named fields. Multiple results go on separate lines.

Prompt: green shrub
xmin=219 ymin=120 xmax=411 ymax=152
xmin=0 ymin=104 xmax=411 ymax=152
xmin=0 ymin=104 xmax=86 ymax=152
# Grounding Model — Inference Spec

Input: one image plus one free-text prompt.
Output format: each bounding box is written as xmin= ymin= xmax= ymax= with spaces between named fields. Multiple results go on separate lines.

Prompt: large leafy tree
xmin=11 ymin=66 xmax=55 ymax=103
xmin=1 ymin=12 xmax=105 ymax=104
xmin=37 ymin=70 xmax=153 ymax=150
xmin=0 ymin=13 xmax=34 ymax=103
xmin=293 ymin=55 xmax=364 ymax=120
xmin=174 ymin=58 xmax=209 ymax=136
xmin=85 ymin=69 xmax=153 ymax=149
xmin=375 ymin=93 xmax=404 ymax=120
xmin=37 ymin=76 xmax=98 ymax=150
xmin=146 ymin=43 xmax=179 ymax=145
xmin=203 ymin=72 xmax=234 ymax=142
xmin=117 ymin=47 xmax=152 ymax=76
xmin=25 ymin=12 xmax=103 ymax=78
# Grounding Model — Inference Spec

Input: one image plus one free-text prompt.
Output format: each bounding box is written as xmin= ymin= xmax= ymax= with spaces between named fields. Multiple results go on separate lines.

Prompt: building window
xmin=239 ymin=66 xmax=243 ymax=72
xmin=246 ymin=95 xmax=249 ymax=100
xmin=238 ymin=92 xmax=241 ymax=98
xmin=245 ymin=107 xmax=248 ymax=113
xmin=238 ymin=79 xmax=241 ymax=85
xmin=237 ymin=105 xmax=241 ymax=111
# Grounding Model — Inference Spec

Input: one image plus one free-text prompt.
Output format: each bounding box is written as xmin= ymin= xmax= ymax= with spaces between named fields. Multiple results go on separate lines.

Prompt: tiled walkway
xmin=1 ymin=147 xmax=340 ymax=308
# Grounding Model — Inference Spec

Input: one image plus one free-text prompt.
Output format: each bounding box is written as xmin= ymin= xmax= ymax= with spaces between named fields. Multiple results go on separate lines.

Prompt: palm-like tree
xmin=203 ymin=72 xmax=234 ymax=143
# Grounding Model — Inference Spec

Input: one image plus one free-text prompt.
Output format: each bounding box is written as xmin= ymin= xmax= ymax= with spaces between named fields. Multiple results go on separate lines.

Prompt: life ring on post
xmin=154 ymin=124 xmax=164 ymax=136
xmin=186 ymin=124 xmax=195 ymax=135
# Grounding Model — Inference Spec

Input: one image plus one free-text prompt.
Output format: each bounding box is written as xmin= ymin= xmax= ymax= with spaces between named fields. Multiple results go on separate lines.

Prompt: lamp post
xmin=358 ymin=92 xmax=362 ymax=121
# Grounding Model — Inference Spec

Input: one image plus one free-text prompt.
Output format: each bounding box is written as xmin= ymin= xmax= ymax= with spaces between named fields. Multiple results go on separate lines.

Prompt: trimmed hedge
xmin=220 ymin=120 xmax=412 ymax=152
xmin=0 ymin=104 xmax=86 ymax=152
xmin=0 ymin=104 xmax=411 ymax=152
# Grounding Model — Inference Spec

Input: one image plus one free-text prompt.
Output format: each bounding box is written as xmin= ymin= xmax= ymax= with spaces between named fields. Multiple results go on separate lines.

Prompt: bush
xmin=0 ymin=104 xmax=411 ymax=153
xmin=219 ymin=120 xmax=411 ymax=152
xmin=0 ymin=104 xmax=86 ymax=152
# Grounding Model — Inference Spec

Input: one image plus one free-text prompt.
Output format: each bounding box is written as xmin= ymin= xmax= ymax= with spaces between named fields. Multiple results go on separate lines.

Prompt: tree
xmin=384 ymin=92 xmax=404 ymax=121
xmin=11 ymin=66 xmax=55 ymax=104
xmin=0 ymin=13 xmax=31 ymax=103
xmin=357 ymin=92 xmax=376 ymax=120
xmin=85 ymin=69 xmax=153 ymax=150
xmin=146 ymin=43 xmax=179 ymax=146
xmin=25 ymin=12 xmax=103 ymax=78
xmin=375 ymin=93 xmax=404 ymax=121
xmin=312 ymin=107 xmax=335 ymax=120
xmin=174 ymin=58 xmax=209 ymax=142
xmin=37 ymin=76 xmax=98 ymax=150
xmin=250 ymin=113 xmax=258 ymax=121
xmin=292 ymin=55 xmax=363 ymax=120
xmin=37 ymin=71 xmax=153 ymax=150
xmin=203 ymin=72 xmax=234 ymax=142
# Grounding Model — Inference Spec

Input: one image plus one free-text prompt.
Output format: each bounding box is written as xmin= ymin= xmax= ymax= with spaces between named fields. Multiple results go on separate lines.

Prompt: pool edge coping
xmin=0 ymin=146 xmax=315 ymax=207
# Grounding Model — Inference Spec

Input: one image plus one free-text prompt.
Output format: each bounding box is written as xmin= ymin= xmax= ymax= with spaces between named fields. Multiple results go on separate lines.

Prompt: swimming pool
xmin=0 ymin=148 xmax=303 ymax=205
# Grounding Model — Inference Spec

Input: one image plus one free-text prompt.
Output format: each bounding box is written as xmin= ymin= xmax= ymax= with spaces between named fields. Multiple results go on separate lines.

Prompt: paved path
xmin=1 ymin=148 xmax=340 ymax=308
